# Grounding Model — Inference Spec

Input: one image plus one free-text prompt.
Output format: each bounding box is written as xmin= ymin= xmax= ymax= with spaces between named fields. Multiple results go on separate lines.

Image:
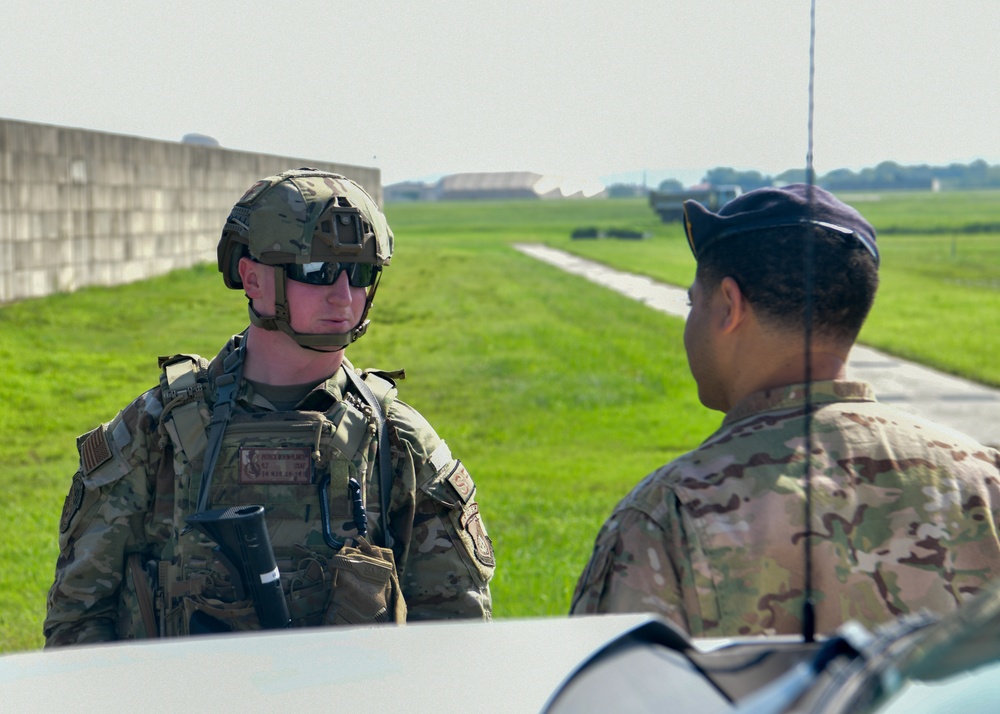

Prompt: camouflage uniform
xmin=571 ymin=380 xmax=1000 ymax=637
xmin=45 ymin=335 xmax=494 ymax=646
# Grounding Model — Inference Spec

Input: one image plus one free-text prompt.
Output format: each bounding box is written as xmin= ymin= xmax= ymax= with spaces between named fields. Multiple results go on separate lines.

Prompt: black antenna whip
xmin=801 ymin=0 xmax=818 ymax=644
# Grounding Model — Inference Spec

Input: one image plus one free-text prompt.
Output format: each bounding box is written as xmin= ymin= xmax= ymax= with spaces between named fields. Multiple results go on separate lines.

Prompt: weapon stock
xmin=185 ymin=505 xmax=291 ymax=630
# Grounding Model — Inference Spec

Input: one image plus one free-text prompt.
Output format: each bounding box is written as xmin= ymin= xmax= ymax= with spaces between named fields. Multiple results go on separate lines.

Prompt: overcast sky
xmin=3 ymin=1 xmax=998 ymax=188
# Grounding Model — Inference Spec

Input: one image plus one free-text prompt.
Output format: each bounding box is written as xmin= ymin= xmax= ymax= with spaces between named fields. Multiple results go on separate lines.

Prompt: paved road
xmin=515 ymin=243 xmax=1000 ymax=448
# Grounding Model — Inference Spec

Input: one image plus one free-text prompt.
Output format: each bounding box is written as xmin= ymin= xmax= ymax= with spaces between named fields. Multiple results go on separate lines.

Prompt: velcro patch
xmin=429 ymin=441 xmax=452 ymax=472
xmin=239 ymin=448 xmax=313 ymax=485
xmin=460 ymin=503 xmax=495 ymax=568
xmin=80 ymin=427 xmax=112 ymax=475
xmin=238 ymin=178 xmax=272 ymax=204
xmin=446 ymin=462 xmax=474 ymax=504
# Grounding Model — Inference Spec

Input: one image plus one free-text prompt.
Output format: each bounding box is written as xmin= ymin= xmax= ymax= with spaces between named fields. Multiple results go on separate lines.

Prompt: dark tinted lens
xmin=345 ymin=262 xmax=378 ymax=288
xmin=285 ymin=262 xmax=378 ymax=288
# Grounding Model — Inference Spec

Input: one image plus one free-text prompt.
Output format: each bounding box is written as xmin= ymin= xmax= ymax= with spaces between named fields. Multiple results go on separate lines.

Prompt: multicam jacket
xmin=45 ymin=334 xmax=494 ymax=646
xmin=571 ymin=380 xmax=1000 ymax=638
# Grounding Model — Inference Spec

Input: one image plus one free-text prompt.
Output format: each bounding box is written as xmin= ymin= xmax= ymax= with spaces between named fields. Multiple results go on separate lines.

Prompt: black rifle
xmin=185 ymin=505 xmax=291 ymax=631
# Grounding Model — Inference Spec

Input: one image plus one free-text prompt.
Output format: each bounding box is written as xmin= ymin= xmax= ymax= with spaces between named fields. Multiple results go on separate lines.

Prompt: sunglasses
xmin=283 ymin=261 xmax=380 ymax=288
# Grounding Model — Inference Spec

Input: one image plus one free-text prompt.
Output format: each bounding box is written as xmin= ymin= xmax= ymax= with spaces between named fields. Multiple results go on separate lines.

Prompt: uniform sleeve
xmin=386 ymin=400 xmax=494 ymax=621
xmin=569 ymin=508 xmax=690 ymax=634
xmin=43 ymin=394 xmax=160 ymax=647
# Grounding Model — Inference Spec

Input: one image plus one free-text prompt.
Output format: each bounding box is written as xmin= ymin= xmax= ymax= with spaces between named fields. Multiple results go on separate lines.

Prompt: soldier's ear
xmin=717 ymin=277 xmax=749 ymax=334
xmin=238 ymin=258 xmax=268 ymax=299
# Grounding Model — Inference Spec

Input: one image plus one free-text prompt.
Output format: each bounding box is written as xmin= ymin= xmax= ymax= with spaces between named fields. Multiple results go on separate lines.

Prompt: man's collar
xmin=723 ymin=380 xmax=876 ymax=426
xmin=296 ymin=366 xmax=350 ymax=411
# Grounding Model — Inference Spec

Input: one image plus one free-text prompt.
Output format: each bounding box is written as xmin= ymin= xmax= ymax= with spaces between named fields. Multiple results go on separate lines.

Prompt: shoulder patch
xmin=80 ymin=427 xmax=113 ymax=475
xmin=460 ymin=503 xmax=495 ymax=568
xmin=60 ymin=476 xmax=85 ymax=533
xmin=446 ymin=461 xmax=475 ymax=504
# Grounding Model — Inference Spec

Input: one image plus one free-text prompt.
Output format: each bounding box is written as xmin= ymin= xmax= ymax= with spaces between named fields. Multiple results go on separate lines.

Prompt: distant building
xmin=439 ymin=172 xmax=546 ymax=200
xmin=385 ymin=171 xmax=606 ymax=202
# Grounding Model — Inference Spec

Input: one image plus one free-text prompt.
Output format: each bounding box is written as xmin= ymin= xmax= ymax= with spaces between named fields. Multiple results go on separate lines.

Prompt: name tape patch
xmin=239 ymin=448 xmax=313 ymax=485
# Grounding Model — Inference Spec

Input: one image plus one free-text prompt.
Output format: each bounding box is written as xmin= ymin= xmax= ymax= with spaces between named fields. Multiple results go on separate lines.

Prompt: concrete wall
xmin=0 ymin=118 xmax=381 ymax=304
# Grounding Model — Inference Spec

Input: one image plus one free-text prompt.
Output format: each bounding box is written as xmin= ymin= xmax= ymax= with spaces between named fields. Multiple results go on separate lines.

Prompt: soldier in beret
xmin=45 ymin=169 xmax=494 ymax=645
xmin=571 ymin=184 xmax=1000 ymax=637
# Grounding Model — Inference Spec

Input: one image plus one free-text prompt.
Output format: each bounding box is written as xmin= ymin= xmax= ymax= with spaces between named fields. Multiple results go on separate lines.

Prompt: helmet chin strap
xmin=246 ymin=266 xmax=380 ymax=351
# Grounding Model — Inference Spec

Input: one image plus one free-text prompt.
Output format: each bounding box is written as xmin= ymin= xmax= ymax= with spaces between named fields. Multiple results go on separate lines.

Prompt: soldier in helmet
xmin=571 ymin=184 xmax=1000 ymax=637
xmin=45 ymin=169 xmax=494 ymax=645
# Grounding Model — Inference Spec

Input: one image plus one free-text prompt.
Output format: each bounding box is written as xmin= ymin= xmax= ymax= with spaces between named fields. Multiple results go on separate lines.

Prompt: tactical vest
xmin=117 ymin=346 xmax=406 ymax=638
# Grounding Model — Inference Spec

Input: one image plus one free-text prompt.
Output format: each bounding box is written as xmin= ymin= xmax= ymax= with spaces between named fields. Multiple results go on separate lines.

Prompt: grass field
xmin=547 ymin=190 xmax=1000 ymax=386
xmin=1 ymin=189 xmax=998 ymax=652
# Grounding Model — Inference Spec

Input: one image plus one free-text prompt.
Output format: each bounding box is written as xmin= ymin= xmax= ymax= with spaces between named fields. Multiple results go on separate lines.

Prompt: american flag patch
xmin=81 ymin=427 xmax=113 ymax=475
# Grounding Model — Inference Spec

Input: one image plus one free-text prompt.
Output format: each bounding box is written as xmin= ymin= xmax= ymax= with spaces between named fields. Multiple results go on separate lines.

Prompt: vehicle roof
xmin=0 ymin=614 xmax=664 ymax=713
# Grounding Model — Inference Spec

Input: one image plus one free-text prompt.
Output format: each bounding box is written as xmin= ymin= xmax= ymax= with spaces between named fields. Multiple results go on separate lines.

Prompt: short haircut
xmin=695 ymin=225 xmax=880 ymax=344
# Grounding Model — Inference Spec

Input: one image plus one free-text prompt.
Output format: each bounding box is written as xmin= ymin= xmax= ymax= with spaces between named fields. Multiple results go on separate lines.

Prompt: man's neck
xmin=240 ymin=325 xmax=346 ymax=386
xmin=725 ymin=347 xmax=850 ymax=413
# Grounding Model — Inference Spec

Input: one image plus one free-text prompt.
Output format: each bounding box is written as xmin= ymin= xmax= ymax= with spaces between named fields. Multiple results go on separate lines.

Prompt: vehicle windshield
xmin=875 ymin=658 xmax=1000 ymax=712
xmin=863 ymin=577 xmax=1000 ymax=713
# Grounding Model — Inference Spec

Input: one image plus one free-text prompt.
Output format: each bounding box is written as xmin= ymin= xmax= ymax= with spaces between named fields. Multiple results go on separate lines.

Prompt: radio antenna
xmin=801 ymin=0 xmax=818 ymax=644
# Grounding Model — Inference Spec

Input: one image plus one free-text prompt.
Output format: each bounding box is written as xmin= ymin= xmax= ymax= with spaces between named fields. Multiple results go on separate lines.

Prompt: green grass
xmin=2 ymin=189 xmax=999 ymax=653
xmin=554 ymin=191 xmax=1000 ymax=386
xmin=0 ymin=217 xmax=715 ymax=653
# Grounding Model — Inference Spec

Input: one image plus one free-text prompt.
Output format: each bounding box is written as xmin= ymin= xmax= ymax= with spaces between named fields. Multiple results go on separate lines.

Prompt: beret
xmin=682 ymin=183 xmax=878 ymax=266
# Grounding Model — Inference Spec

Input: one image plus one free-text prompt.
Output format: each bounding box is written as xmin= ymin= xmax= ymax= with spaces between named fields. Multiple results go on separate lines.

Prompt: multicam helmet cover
xmin=217 ymin=168 xmax=394 ymax=349
xmin=219 ymin=168 xmax=393 ymax=288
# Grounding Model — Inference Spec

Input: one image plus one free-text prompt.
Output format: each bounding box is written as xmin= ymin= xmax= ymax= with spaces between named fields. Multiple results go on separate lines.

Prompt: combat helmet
xmin=218 ymin=168 xmax=394 ymax=350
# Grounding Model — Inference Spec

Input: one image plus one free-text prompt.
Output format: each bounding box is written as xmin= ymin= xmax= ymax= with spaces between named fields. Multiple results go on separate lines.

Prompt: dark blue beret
xmin=682 ymin=183 xmax=879 ymax=266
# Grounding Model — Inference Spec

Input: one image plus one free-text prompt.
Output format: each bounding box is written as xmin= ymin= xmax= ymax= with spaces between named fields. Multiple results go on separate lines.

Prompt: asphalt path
xmin=515 ymin=243 xmax=1000 ymax=448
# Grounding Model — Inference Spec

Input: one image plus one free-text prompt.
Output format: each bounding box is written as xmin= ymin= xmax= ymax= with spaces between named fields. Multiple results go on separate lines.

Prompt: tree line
xmin=695 ymin=160 xmax=1000 ymax=192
